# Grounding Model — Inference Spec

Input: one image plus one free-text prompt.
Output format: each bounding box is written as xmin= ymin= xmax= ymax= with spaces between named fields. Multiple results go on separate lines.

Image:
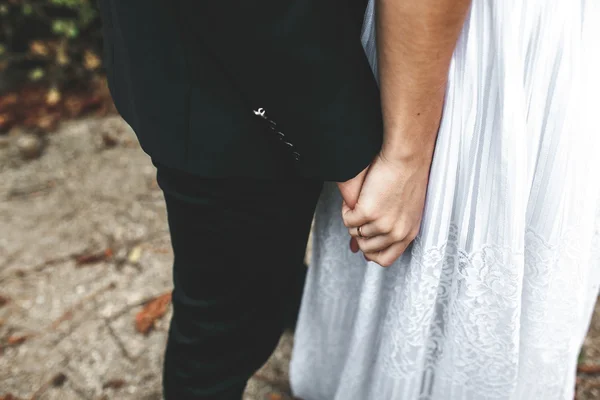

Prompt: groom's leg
xmin=282 ymin=260 xmax=309 ymax=332
xmin=156 ymin=164 xmax=322 ymax=400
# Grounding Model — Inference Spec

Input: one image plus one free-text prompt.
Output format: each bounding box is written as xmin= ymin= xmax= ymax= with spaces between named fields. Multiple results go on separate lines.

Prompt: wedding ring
xmin=357 ymin=225 xmax=365 ymax=238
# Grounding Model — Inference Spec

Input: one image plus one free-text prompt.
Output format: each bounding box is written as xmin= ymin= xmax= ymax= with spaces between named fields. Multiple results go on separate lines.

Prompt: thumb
xmin=337 ymin=166 xmax=369 ymax=210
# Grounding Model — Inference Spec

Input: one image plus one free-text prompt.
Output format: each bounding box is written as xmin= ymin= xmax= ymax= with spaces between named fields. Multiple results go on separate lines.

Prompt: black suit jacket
xmin=98 ymin=0 xmax=383 ymax=181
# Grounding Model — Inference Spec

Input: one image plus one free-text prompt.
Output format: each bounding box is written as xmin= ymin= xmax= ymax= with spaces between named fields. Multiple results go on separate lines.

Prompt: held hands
xmin=337 ymin=147 xmax=433 ymax=268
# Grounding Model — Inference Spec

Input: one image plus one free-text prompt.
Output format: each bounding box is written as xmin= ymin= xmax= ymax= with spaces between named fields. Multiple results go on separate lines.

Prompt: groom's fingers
xmin=337 ymin=166 xmax=369 ymax=209
xmin=342 ymin=206 xmax=370 ymax=229
xmin=349 ymin=237 xmax=360 ymax=253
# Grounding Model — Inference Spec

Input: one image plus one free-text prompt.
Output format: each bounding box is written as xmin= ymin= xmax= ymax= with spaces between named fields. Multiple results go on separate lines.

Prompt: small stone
xmin=51 ymin=372 xmax=68 ymax=387
xmin=128 ymin=246 xmax=143 ymax=264
xmin=98 ymin=119 xmax=125 ymax=148
xmin=16 ymin=134 xmax=43 ymax=160
xmin=102 ymin=130 xmax=119 ymax=148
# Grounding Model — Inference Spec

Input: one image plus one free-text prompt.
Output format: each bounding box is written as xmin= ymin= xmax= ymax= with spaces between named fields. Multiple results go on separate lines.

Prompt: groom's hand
xmin=341 ymin=148 xmax=433 ymax=267
xmin=337 ymin=166 xmax=369 ymax=253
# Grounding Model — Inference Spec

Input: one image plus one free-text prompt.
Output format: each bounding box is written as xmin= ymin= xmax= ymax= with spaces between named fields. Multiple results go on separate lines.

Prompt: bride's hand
xmin=342 ymin=147 xmax=433 ymax=267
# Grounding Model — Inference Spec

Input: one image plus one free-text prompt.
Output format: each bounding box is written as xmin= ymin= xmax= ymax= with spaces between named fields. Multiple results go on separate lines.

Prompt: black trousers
xmin=155 ymin=162 xmax=324 ymax=399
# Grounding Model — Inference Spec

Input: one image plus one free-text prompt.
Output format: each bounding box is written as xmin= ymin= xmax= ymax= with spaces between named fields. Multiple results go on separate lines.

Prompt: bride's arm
xmin=377 ymin=0 xmax=472 ymax=160
xmin=341 ymin=0 xmax=472 ymax=267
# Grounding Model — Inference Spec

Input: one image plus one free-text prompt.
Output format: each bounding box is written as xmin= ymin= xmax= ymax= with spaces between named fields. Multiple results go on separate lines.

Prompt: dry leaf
xmin=46 ymin=88 xmax=61 ymax=106
xmin=578 ymin=364 xmax=600 ymax=374
xmin=75 ymin=248 xmax=113 ymax=266
xmin=84 ymin=51 xmax=101 ymax=70
xmin=64 ymin=96 xmax=83 ymax=117
xmin=0 ymin=93 xmax=18 ymax=110
xmin=102 ymin=379 xmax=127 ymax=389
xmin=36 ymin=113 xmax=60 ymax=132
xmin=0 ymin=295 xmax=9 ymax=307
xmin=0 ymin=113 xmax=15 ymax=131
xmin=7 ymin=335 xmax=29 ymax=346
xmin=135 ymin=292 xmax=172 ymax=334
xmin=29 ymin=41 xmax=49 ymax=56
xmin=0 ymin=394 xmax=25 ymax=400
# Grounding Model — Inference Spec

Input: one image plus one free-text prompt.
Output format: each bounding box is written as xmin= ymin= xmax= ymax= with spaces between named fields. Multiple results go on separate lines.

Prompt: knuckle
xmin=380 ymin=219 xmax=395 ymax=234
xmin=359 ymin=244 xmax=372 ymax=254
xmin=361 ymin=204 xmax=378 ymax=221
xmin=383 ymin=253 xmax=396 ymax=266
xmin=408 ymin=228 xmax=420 ymax=242
xmin=361 ymin=243 xmax=379 ymax=254
xmin=378 ymin=257 xmax=393 ymax=268
xmin=392 ymin=226 xmax=409 ymax=241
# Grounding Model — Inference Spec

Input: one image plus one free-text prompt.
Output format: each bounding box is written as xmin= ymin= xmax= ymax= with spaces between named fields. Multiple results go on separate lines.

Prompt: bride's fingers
xmin=364 ymin=240 xmax=411 ymax=267
xmin=356 ymin=235 xmax=396 ymax=254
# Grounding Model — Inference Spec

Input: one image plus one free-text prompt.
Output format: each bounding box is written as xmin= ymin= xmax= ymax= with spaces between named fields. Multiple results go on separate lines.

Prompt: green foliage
xmin=0 ymin=0 xmax=104 ymax=91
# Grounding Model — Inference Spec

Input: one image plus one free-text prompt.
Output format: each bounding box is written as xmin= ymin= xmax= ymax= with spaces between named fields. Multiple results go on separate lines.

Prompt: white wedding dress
xmin=290 ymin=1 xmax=600 ymax=399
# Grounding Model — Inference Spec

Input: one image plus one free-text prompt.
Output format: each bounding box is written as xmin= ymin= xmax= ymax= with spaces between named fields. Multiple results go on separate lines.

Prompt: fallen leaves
xmin=135 ymin=292 xmax=172 ymax=334
xmin=578 ymin=364 xmax=600 ymax=374
xmin=0 ymin=295 xmax=10 ymax=307
xmin=102 ymin=379 xmax=127 ymax=389
xmin=0 ymin=79 xmax=115 ymax=135
xmin=0 ymin=394 xmax=25 ymax=400
xmin=45 ymin=87 xmax=61 ymax=106
xmin=29 ymin=41 xmax=50 ymax=57
xmin=7 ymin=335 xmax=30 ymax=346
xmin=75 ymin=248 xmax=113 ymax=266
xmin=84 ymin=50 xmax=101 ymax=70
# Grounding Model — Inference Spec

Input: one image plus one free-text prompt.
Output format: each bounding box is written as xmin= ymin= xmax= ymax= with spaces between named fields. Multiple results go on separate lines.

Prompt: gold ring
xmin=357 ymin=225 xmax=365 ymax=238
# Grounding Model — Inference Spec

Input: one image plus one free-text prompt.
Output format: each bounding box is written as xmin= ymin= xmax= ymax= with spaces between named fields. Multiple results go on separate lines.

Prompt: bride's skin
xmin=338 ymin=0 xmax=472 ymax=267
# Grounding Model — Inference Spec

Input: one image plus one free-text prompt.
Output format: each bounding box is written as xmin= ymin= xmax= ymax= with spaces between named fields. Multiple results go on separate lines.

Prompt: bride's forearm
xmin=377 ymin=0 xmax=471 ymax=161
